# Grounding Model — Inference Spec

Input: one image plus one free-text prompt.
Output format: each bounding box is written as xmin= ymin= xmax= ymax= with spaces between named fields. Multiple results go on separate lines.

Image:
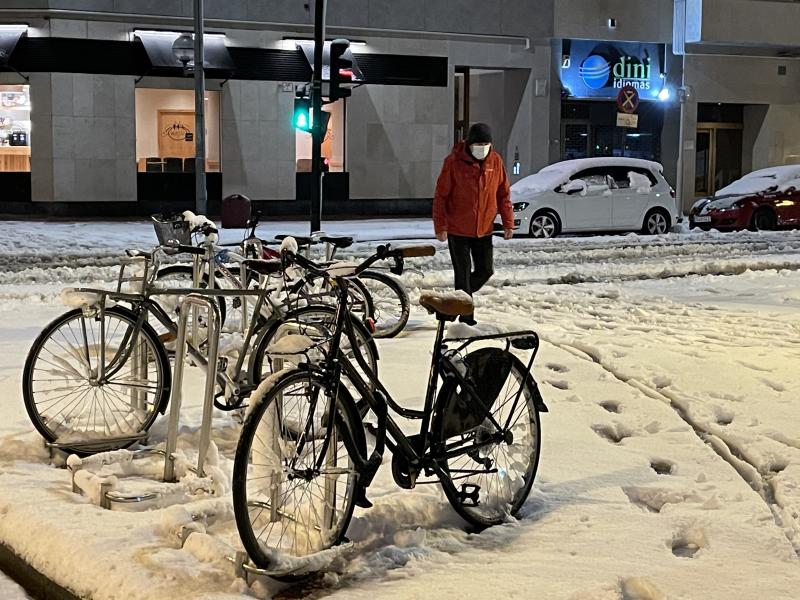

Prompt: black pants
xmin=447 ymin=234 xmax=494 ymax=313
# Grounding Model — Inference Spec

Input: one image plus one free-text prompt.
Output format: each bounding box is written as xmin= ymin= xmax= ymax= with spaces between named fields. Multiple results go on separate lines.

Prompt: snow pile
xmin=715 ymin=165 xmax=800 ymax=198
xmin=181 ymin=211 xmax=219 ymax=244
xmin=58 ymin=287 xmax=116 ymax=310
xmin=628 ymin=170 xmax=653 ymax=193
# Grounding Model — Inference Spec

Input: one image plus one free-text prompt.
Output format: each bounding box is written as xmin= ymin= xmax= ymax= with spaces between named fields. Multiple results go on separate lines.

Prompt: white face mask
xmin=470 ymin=143 xmax=491 ymax=160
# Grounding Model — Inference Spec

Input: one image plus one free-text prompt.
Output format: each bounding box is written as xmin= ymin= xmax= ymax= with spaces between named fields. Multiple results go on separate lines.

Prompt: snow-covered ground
xmin=1 ymin=219 xmax=799 ymax=599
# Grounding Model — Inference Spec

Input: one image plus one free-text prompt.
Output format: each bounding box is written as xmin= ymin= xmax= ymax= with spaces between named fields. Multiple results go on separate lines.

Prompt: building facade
xmin=0 ymin=1 xmax=797 ymax=218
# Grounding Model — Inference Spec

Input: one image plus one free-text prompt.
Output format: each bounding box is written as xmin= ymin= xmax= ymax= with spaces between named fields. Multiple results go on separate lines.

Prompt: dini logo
xmin=579 ymin=55 xmax=611 ymax=90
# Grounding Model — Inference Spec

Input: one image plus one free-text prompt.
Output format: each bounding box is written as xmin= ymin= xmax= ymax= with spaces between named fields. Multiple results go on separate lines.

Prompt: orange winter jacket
xmin=433 ymin=142 xmax=513 ymax=238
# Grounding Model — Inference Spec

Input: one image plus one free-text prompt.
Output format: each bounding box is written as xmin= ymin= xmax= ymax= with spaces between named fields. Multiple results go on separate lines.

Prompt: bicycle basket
xmin=151 ymin=213 xmax=191 ymax=245
xmin=439 ymin=347 xmax=514 ymax=439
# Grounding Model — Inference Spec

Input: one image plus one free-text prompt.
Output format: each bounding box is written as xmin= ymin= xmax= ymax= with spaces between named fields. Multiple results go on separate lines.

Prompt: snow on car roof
xmin=511 ymin=157 xmax=664 ymax=194
xmin=714 ymin=165 xmax=800 ymax=197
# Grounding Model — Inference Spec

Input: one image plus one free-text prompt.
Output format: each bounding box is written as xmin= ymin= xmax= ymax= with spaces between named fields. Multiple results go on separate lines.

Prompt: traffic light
xmin=329 ymin=38 xmax=352 ymax=101
xmin=293 ymin=96 xmax=312 ymax=132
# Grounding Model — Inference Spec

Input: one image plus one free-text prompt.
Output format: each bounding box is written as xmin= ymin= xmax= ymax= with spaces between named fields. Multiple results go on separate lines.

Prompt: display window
xmin=0 ymin=84 xmax=31 ymax=173
xmin=134 ymin=88 xmax=221 ymax=173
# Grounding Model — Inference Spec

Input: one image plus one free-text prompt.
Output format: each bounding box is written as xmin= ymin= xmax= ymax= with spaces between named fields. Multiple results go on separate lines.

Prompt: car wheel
xmin=750 ymin=208 xmax=776 ymax=231
xmin=642 ymin=209 xmax=670 ymax=235
xmin=529 ymin=211 xmax=559 ymax=238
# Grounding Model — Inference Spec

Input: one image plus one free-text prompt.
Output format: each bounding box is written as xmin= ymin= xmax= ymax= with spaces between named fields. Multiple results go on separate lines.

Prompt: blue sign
xmin=561 ymin=40 xmax=665 ymax=100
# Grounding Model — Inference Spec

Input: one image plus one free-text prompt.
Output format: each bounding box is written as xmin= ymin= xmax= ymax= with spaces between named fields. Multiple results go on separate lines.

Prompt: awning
xmin=134 ymin=31 xmax=234 ymax=71
xmin=0 ymin=25 xmax=26 ymax=67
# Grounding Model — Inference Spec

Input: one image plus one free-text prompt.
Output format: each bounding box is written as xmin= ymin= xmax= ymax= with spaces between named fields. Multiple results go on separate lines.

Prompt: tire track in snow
xmin=543 ymin=337 xmax=800 ymax=556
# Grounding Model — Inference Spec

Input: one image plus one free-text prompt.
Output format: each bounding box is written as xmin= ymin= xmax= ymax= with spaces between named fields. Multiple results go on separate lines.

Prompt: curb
xmin=0 ymin=542 xmax=82 ymax=600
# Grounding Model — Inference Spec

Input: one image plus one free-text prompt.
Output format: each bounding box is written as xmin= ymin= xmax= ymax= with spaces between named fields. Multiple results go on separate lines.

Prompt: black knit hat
xmin=466 ymin=122 xmax=492 ymax=145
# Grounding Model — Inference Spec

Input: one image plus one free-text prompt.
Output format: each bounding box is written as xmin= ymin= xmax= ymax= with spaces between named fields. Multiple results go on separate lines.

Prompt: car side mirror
xmin=559 ymin=181 xmax=586 ymax=195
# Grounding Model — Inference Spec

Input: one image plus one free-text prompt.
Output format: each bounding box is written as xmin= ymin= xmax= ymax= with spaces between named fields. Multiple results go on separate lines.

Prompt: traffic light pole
xmin=310 ymin=0 xmax=326 ymax=233
xmin=193 ymin=0 xmax=207 ymax=215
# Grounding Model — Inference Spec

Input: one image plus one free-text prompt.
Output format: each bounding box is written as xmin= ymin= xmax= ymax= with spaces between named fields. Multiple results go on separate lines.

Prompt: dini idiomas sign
xmin=560 ymin=40 xmax=665 ymax=100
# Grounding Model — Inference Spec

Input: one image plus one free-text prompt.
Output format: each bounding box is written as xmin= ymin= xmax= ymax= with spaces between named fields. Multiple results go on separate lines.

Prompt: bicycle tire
xmin=431 ymin=348 xmax=541 ymax=528
xmin=249 ymin=304 xmax=379 ymax=384
xmin=22 ymin=306 xmax=171 ymax=456
xmin=233 ymin=369 xmax=363 ymax=576
xmin=358 ymin=270 xmax=410 ymax=338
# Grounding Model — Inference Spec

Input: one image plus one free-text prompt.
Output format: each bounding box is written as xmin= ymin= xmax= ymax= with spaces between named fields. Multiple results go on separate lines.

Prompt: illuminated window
xmin=134 ymin=88 xmax=220 ymax=173
xmin=0 ymin=84 xmax=31 ymax=173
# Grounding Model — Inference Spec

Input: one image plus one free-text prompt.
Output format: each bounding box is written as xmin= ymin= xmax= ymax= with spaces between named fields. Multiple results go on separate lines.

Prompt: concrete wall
xmin=31 ymin=73 xmax=136 ymax=204
xmin=554 ymin=0 xmax=673 ymax=43
xmin=746 ymin=104 xmax=800 ymax=169
xmin=685 ymin=0 xmax=800 ymax=47
xmin=220 ymin=79 xmax=296 ymax=200
xmin=15 ymin=1 xmax=553 ymax=40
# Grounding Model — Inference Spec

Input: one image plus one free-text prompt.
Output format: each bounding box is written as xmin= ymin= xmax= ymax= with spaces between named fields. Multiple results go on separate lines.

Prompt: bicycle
xmin=22 ymin=240 xmax=378 ymax=456
xmin=152 ymin=213 xmax=375 ymax=336
xmin=232 ymin=241 xmax=548 ymax=576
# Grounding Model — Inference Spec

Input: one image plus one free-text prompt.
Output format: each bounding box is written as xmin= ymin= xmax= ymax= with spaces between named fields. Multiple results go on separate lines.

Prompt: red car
xmin=689 ymin=166 xmax=800 ymax=231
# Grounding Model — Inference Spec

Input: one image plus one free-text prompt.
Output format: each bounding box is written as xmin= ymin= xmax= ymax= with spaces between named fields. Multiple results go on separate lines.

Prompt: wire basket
xmin=151 ymin=213 xmax=191 ymax=246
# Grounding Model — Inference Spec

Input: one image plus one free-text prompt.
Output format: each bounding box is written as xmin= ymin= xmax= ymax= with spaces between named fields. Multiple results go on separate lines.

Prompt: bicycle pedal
xmin=458 ymin=483 xmax=481 ymax=507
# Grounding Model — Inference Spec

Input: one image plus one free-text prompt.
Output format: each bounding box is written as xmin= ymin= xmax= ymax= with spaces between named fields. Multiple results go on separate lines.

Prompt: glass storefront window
xmin=134 ymin=88 xmax=221 ymax=173
xmin=0 ymin=84 xmax=31 ymax=173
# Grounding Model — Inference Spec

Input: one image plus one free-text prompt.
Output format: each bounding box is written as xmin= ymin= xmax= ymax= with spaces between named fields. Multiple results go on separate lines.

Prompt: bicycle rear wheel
xmin=22 ymin=306 xmax=170 ymax=455
xmin=233 ymin=370 xmax=361 ymax=575
xmin=358 ymin=270 xmax=410 ymax=338
xmin=432 ymin=348 xmax=541 ymax=528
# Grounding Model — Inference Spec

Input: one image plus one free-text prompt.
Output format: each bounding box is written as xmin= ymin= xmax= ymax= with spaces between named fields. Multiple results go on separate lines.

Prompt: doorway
xmin=694 ymin=123 xmax=743 ymax=197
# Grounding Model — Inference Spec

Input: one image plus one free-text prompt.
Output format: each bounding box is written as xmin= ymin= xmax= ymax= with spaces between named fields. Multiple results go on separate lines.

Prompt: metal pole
xmin=310 ymin=0 xmax=326 ymax=233
xmin=193 ymin=0 xmax=207 ymax=215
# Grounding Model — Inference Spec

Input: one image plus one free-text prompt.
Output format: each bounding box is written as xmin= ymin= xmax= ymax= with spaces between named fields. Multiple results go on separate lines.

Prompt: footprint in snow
xmin=619 ymin=576 xmax=667 ymax=600
xmin=650 ymin=458 xmax=676 ymax=476
xmin=598 ymin=400 xmax=622 ymax=414
xmin=591 ymin=422 xmax=633 ymax=444
xmin=545 ymin=363 xmax=569 ymax=374
xmin=715 ymin=409 xmax=734 ymax=426
xmin=760 ymin=378 xmax=786 ymax=392
xmin=546 ymin=379 xmax=570 ymax=390
xmin=671 ymin=525 xmax=708 ymax=559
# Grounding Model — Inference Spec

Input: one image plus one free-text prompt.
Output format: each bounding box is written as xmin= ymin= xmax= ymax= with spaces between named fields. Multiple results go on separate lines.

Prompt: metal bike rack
xmin=67 ymin=293 xmax=223 ymax=510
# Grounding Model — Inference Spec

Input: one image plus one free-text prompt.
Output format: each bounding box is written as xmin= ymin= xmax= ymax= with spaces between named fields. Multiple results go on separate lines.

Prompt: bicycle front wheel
xmin=358 ymin=270 xmax=410 ymax=338
xmin=432 ymin=349 xmax=541 ymax=528
xmin=22 ymin=306 xmax=170 ymax=455
xmin=233 ymin=370 xmax=361 ymax=573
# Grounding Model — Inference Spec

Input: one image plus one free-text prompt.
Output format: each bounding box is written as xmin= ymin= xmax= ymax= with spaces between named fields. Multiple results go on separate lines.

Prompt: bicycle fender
xmin=529 ymin=377 xmax=549 ymax=413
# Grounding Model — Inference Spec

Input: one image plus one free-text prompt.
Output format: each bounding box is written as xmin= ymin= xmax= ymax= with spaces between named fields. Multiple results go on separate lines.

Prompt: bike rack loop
xmin=164 ymin=293 xmax=222 ymax=482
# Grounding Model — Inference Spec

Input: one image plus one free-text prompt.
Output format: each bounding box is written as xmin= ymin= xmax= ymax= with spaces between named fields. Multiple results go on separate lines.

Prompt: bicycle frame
xmin=309 ymin=275 xmax=543 ymax=491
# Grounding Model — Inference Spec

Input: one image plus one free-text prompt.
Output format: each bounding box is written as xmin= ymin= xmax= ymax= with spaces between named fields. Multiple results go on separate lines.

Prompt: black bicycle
xmin=232 ymin=241 xmax=548 ymax=576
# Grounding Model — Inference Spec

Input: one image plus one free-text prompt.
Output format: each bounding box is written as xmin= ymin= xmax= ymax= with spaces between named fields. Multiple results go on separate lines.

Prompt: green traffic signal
xmin=293 ymin=97 xmax=312 ymax=132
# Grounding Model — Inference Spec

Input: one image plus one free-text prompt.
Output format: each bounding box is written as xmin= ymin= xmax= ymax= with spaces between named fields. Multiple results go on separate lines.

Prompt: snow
xmin=715 ymin=165 xmax=800 ymax=198
xmin=628 ymin=170 xmax=654 ymax=193
xmin=512 ymin=157 xmax=663 ymax=195
xmin=0 ymin=219 xmax=800 ymax=598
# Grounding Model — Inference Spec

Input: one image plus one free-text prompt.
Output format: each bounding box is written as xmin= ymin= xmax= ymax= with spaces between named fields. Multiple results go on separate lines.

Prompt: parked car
xmin=689 ymin=166 xmax=800 ymax=232
xmin=497 ymin=158 xmax=678 ymax=238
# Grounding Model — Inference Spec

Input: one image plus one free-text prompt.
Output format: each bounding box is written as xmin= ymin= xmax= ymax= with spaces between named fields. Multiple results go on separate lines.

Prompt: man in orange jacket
xmin=433 ymin=123 xmax=514 ymax=325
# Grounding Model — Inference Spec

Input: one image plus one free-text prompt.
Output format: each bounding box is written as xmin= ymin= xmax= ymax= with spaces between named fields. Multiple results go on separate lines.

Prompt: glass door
xmin=694 ymin=124 xmax=742 ymax=197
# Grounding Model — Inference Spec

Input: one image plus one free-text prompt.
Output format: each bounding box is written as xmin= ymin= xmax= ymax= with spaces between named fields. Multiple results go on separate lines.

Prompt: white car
xmin=497 ymin=158 xmax=679 ymax=238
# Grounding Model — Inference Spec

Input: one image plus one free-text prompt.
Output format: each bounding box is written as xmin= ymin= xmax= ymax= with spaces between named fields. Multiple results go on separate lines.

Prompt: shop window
xmin=134 ymin=88 xmax=220 ymax=173
xmin=0 ymin=84 xmax=31 ymax=173
xmin=296 ymin=101 xmax=345 ymax=173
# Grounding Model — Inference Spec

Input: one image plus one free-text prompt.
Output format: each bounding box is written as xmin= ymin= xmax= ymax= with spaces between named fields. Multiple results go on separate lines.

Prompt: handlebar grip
xmin=397 ymin=245 xmax=436 ymax=258
xmin=175 ymin=244 xmax=206 ymax=256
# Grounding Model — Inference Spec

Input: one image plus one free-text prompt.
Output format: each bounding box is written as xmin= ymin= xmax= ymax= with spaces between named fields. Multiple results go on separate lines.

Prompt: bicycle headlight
xmin=512 ymin=202 xmax=530 ymax=212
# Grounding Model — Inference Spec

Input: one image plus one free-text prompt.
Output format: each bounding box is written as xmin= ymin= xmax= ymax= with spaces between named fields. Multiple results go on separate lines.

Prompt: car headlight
xmin=512 ymin=202 xmax=530 ymax=212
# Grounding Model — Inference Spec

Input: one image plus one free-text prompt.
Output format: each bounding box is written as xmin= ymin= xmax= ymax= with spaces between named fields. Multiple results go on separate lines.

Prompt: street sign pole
xmin=310 ymin=0 xmax=326 ymax=233
xmin=193 ymin=0 xmax=207 ymax=215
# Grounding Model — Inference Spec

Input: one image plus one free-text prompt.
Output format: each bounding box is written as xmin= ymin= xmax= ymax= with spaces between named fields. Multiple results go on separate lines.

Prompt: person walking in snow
xmin=432 ymin=122 xmax=514 ymax=325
